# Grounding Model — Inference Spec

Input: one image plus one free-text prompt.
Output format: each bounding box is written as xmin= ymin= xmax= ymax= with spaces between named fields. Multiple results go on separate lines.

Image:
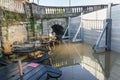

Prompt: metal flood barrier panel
xmin=82 ymin=19 xmax=105 ymax=46
xmin=67 ymin=16 xmax=81 ymax=40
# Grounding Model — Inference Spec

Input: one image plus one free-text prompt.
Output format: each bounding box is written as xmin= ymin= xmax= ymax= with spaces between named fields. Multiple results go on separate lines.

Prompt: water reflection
xmin=51 ymin=41 xmax=113 ymax=80
xmin=93 ymin=51 xmax=110 ymax=80
xmin=51 ymin=43 xmax=85 ymax=67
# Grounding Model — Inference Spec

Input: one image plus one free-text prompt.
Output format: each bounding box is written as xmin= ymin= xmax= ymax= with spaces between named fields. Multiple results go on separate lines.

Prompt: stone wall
xmin=42 ymin=18 xmax=66 ymax=36
xmin=2 ymin=23 xmax=27 ymax=44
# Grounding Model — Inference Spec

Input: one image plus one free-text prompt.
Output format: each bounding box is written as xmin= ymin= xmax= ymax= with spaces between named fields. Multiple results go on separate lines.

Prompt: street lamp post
xmin=69 ymin=0 xmax=71 ymax=7
xmin=37 ymin=0 xmax=39 ymax=4
xmin=32 ymin=0 xmax=39 ymax=4
xmin=68 ymin=0 xmax=71 ymax=39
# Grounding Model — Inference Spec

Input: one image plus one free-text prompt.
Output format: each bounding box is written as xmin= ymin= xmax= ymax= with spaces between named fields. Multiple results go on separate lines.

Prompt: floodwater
xmin=50 ymin=40 xmax=120 ymax=80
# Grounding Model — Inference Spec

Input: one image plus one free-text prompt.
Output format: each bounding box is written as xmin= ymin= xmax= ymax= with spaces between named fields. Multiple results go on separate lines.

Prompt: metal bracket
xmin=72 ymin=13 xmax=83 ymax=42
xmin=62 ymin=17 xmax=70 ymax=39
xmin=93 ymin=19 xmax=112 ymax=52
xmin=72 ymin=25 xmax=82 ymax=42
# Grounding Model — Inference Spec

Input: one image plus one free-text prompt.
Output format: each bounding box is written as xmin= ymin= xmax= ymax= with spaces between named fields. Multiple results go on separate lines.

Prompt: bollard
xmin=18 ymin=59 xmax=23 ymax=76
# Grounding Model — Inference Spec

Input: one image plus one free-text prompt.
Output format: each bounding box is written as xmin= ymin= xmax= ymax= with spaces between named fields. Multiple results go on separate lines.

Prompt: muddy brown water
xmin=50 ymin=41 xmax=120 ymax=80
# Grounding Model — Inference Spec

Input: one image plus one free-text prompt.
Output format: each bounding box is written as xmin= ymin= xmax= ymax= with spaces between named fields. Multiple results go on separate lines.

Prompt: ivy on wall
xmin=0 ymin=10 xmax=25 ymax=40
xmin=37 ymin=23 xmax=42 ymax=35
xmin=28 ymin=3 xmax=36 ymax=37
xmin=29 ymin=17 xmax=35 ymax=36
xmin=38 ymin=23 xmax=42 ymax=30
xmin=3 ymin=11 xmax=10 ymax=40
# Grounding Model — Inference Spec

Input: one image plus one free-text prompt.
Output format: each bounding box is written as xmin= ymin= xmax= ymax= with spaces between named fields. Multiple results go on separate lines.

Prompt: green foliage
xmin=9 ymin=54 xmax=17 ymax=59
xmin=14 ymin=14 xmax=21 ymax=20
xmin=59 ymin=10 xmax=65 ymax=14
xmin=38 ymin=23 xmax=42 ymax=30
xmin=53 ymin=8 xmax=65 ymax=14
xmin=3 ymin=11 xmax=9 ymax=40
xmin=7 ymin=13 xmax=14 ymax=19
xmin=29 ymin=17 xmax=35 ymax=35
xmin=3 ymin=11 xmax=23 ymax=23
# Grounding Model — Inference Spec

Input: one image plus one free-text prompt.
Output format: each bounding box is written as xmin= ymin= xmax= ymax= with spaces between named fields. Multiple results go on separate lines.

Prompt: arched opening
xmin=51 ymin=24 xmax=64 ymax=41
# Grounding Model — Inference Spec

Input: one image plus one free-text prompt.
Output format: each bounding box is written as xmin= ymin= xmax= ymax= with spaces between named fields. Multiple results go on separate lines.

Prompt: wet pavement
xmin=50 ymin=40 xmax=120 ymax=80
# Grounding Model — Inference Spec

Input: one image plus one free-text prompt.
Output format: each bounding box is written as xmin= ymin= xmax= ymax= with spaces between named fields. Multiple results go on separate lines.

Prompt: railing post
xmin=41 ymin=7 xmax=45 ymax=15
xmin=105 ymin=3 xmax=112 ymax=51
xmin=106 ymin=19 xmax=112 ymax=51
